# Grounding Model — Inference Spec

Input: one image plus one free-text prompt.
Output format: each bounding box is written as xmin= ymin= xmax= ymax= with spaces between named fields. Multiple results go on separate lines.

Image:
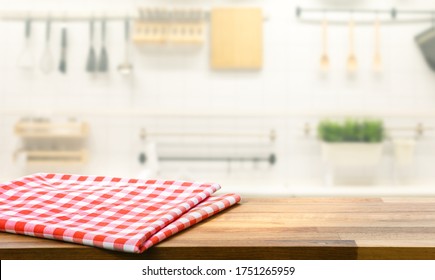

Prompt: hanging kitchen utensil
xmin=58 ymin=27 xmax=67 ymax=73
xmin=138 ymin=128 xmax=147 ymax=165
xmin=17 ymin=18 xmax=33 ymax=70
xmin=347 ymin=17 xmax=357 ymax=72
xmin=117 ymin=18 xmax=133 ymax=75
xmin=86 ymin=19 xmax=97 ymax=72
xmin=40 ymin=18 xmax=54 ymax=74
xmin=320 ymin=15 xmax=329 ymax=71
xmin=373 ymin=14 xmax=382 ymax=71
xmin=136 ymin=128 xmax=160 ymax=178
xmin=98 ymin=19 xmax=109 ymax=72
xmin=415 ymin=13 xmax=435 ymax=71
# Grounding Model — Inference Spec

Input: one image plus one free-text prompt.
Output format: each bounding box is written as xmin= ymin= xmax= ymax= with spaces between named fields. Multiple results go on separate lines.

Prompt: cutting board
xmin=210 ymin=7 xmax=263 ymax=70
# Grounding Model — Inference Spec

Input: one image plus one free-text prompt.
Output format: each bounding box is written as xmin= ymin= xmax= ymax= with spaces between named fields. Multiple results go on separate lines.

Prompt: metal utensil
xmin=86 ymin=20 xmax=96 ymax=72
xmin=117 ymin=19 xmax=133 ymax=75
xmin=17 ymin=19 xmax=33 ymax=70
xmin=139 ymin=128 xmax=147 ymax=165
xmin=40 ymin=19 xmax=53 ymax=74
xmin=415 ymin=14 xmax=435 ymax=71
xmin=347 ymin=18 xmax=357 ymax=72
xmin=58 ymin=27 xmax=67 ymax=73
xmin=320 ymin=17 xmax=329 ymax=71
xmin=98 ymin=19 xmax=109 ymax=72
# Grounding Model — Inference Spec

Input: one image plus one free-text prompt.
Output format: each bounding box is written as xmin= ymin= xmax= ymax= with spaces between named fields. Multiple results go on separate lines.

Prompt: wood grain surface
xmin=2 ymin=197 xmax=435 ymax=260
xmin=210 ymin=8 xmax=263 ymax=69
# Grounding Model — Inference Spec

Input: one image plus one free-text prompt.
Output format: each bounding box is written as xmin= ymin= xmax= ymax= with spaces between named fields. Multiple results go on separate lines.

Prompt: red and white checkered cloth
xmin=0 ymin=173 xmax=240 ymax=253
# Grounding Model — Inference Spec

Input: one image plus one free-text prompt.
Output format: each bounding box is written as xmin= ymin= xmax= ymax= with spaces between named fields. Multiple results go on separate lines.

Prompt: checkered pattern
xmin=0 ymin=173 xmax=241 ymax=253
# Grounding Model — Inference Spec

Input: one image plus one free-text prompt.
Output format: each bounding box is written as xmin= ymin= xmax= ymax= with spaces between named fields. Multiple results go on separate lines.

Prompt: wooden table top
xmin=2 ymin=197 xmax=435 ymax=260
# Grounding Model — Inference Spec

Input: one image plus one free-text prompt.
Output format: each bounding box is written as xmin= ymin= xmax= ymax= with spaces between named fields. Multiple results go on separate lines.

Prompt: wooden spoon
xmin=320 ymin=18 xmax=329 ymax=71
xmin=373 ymin=16 xmax=382 ymax=71
xmin=347 ymin=18 xmax=357 ymax=72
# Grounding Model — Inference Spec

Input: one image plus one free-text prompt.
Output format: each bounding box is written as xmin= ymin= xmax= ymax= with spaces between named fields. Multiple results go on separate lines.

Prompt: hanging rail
xmin=138 ymin=128 xmax=277 ymax=165
xmin=296 ymin=7 xmax=435 ymax=25
xmin=296 ymin=7 xmax=397 ymax=18
xmin=0 ymin=9 xmax=269 ymax=22
xmin=158 ymin=154 xmax=277 ymax=165
xmin=0 ymin=11 xmax=138 ymax=21
xmin=140 ymin=128 xmax=277 ymax=142
xmin=0 ymin=10 xmax=208 ymax=22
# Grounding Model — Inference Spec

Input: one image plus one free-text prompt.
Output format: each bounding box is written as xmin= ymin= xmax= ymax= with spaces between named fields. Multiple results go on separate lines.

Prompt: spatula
xmin=98 ymin=19 xmax=109 ymax=72
xmin=86 ymin=20 xmax=96 ymax=72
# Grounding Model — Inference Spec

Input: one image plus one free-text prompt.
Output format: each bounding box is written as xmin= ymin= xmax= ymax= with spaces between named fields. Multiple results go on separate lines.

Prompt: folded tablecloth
xmin=0 ymin=173 xmax=240 ymax=253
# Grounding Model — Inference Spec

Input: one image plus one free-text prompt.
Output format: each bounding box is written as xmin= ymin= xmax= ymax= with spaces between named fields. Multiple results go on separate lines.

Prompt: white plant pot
xmin=321 ymin=142 xmax=383 ymax=167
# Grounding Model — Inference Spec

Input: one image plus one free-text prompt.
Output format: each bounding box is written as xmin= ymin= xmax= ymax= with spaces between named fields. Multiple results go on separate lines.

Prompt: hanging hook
xmin=140 ymin=128 xmax=147 ymax=141
xmin=416 ymin=123 xmax=424 ymax=138
xmin=45 ymin=14 xmax=51 ymax=42
xmin=296 ymin=6 xmax=301 ymax=18
xmin=25 ymin=17 xmax=31 ymax=39
xmin=391 ymin=8 xmax=397 ymax=19
xmin=322 ymin=9 xmax=328 ymax=26
xmin=270 ymin=129 xmax=277 ymax=142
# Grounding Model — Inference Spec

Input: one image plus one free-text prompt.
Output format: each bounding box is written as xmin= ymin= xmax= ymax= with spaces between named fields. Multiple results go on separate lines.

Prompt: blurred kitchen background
xmin=1 ymin=0 xmax=435 ymax=196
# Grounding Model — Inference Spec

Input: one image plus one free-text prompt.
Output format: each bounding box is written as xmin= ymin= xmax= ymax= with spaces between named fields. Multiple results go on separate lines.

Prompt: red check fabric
xmin=0 ymin=173 xmax=240 ymax=253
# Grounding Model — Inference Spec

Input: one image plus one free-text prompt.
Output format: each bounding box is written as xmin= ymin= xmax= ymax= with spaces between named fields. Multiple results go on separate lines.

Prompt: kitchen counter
xmin=2 ymin=197 xmax=435 ymax=260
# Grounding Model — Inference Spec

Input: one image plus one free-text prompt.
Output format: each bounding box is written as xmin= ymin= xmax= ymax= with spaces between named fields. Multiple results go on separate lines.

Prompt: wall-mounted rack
xmin=14 ymin=118 xmax=89 ymax=165
xmin=159 ymin=154 xmax=276 ymax=165
xmin=15 ymin=119 xmax=88 ymax=138
xmin=0 ymin=11 xmax=137 ymax=22
xmin=24 ymin=150 xmax=88 ymax=165
xmin=140 ymin=128 xmax=277 ymax=142
xmin=0 ymin=9 xmax=269 ymax=22
xmin=133 ymin=7 xmax=206 ymax=45
xmin=296 ymin=7 xmax=435 ymax=25
xmin=139 ymin=128 xmax=276 ymax=166
xmin=6 ymin=108 xmax=435 ymax=119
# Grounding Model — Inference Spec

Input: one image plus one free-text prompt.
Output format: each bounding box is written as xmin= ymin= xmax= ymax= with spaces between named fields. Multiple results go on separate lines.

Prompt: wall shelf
xmin=14 ymin=119 xmax=89 ymax=165
xmin=25 ymin=150 xmax=88 ymax=165
xmin=15 ymin=121 xmax=89 ymax=138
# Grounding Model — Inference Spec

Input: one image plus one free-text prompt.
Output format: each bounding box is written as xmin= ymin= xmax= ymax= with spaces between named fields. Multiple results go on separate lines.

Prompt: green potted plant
xmin=318 ymin=118 xmax=384 ymax=166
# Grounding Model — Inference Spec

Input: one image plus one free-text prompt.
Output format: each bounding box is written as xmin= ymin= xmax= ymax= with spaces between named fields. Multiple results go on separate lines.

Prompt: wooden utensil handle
xmin=349 ymin=19 xmax=355 ymax=53
xmin=322 ymin=19 xmax=328 ymax=53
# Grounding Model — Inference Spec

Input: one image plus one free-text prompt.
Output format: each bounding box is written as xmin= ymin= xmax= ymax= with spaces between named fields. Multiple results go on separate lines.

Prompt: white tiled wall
xmin=1 ymin=0 xmax=435 ymax=194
